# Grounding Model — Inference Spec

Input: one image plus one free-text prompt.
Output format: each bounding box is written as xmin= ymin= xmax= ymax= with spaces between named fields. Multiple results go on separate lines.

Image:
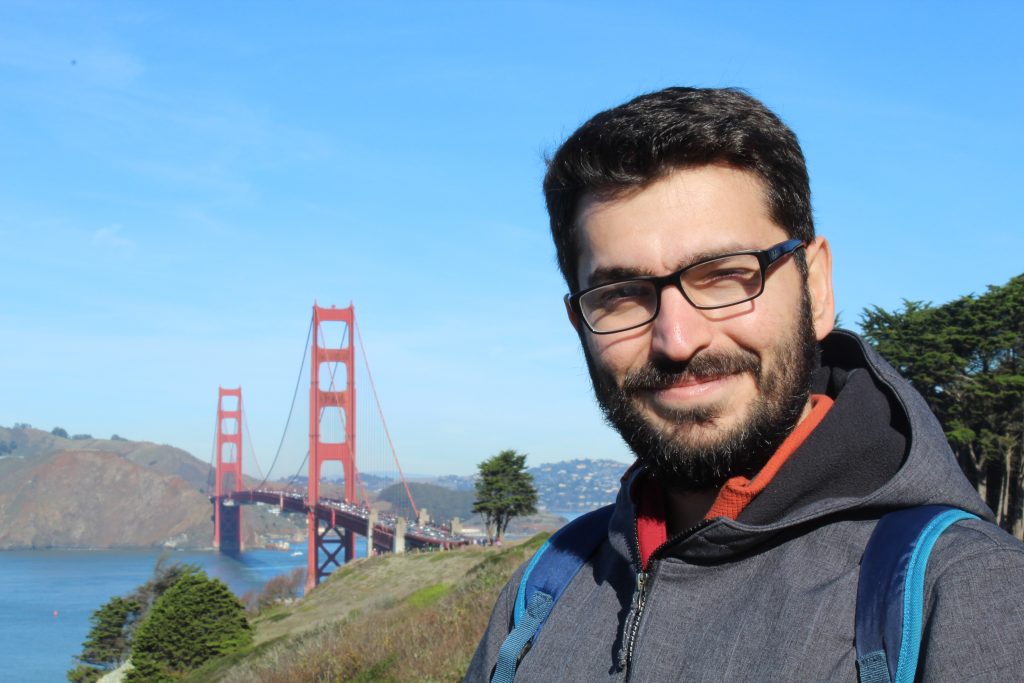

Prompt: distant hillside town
xmin=530 ymin=459 xmax=629 ymax=511
xmin=432 ymin=458 xmax=629 ymax=512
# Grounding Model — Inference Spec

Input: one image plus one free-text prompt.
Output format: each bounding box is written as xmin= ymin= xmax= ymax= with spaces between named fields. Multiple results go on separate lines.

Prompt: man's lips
xmin=650 ymin=373 xmax=736 ymax=401
xmin=619 ymin=351 xmax=761 ymax=409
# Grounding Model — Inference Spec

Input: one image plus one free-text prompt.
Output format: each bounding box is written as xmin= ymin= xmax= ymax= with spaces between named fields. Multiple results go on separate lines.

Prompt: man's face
xmin=572 ymin=165 xmax=834 ymax=489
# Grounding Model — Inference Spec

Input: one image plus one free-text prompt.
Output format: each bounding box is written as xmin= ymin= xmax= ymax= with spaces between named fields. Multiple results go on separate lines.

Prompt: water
xmin=551 ymin=510 xmax=587 ymax=522
xmin=0 ymin=546 xmax=314 ymax=682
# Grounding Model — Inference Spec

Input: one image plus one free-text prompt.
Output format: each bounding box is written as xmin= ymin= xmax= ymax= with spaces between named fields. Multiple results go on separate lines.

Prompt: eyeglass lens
xmin=579 ymin=253 xmax=764 ymax=333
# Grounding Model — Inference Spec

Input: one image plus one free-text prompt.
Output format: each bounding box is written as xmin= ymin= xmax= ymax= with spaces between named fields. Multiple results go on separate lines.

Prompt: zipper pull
xmin=620 ymin=570 xmax=650 ymax=673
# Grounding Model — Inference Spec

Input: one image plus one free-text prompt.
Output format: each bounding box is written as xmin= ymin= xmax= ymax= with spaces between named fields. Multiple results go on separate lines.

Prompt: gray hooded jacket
xmin=465 ymin=330 xmax=1024 ymax=682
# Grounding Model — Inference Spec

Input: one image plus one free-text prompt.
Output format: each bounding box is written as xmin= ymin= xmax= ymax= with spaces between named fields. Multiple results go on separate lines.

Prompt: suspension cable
xmin=288 ymin=448 xmax=311 ymax=491
xmin=242 ymin=410 xmax=265 ymax=482
xmin=355 ymin=317 xmax=419 ymax=520
xmin=256 ymin=315 xmax=314 ymax=490
xmin=356 ymin=471 xmax=370 ymax=507
xmin=206 ymin=408 xmax=218 ymax=496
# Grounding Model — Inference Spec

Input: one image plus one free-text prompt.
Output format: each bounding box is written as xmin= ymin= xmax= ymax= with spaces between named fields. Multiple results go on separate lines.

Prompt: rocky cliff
xmin=0 ymin=425 xmax=299 ymax=549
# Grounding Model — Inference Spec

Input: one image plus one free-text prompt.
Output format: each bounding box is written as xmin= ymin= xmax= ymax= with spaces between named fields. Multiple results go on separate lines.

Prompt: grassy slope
xmin=182 ymin=536 xmax=546 ymax=683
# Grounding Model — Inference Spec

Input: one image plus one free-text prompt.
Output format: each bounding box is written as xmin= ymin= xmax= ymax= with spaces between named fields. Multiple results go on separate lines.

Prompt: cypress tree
xmin=125 ymin=569 xmax=251 ymax=681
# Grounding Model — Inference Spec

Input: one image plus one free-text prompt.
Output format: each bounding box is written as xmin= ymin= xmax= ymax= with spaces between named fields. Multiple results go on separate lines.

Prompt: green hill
xmin=375 ymin=481 xmax=476 ymax=522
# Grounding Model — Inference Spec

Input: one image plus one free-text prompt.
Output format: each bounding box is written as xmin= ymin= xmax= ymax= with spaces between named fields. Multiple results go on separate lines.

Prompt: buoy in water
xmin=53 ymin=610 xmax=59 ymax=617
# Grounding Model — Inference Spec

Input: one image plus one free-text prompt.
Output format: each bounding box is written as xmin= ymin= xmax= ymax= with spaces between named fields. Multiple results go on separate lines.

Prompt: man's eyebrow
xmin=586 ymin=243 xmax=754 ymax=287
xmin=674 ymin=244 xmax=751 ymax=269
xmin=587 ymin=265 xmax=653 ymax=287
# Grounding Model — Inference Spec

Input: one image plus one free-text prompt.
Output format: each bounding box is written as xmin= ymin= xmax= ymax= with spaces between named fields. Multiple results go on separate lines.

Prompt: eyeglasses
xmin=566 ymin=239 xmax=805 ymax=334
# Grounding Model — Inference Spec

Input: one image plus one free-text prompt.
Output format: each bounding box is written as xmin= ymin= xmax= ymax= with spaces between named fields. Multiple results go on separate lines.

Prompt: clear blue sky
xmin=1 ymin=2 xmax=1021 ymax=477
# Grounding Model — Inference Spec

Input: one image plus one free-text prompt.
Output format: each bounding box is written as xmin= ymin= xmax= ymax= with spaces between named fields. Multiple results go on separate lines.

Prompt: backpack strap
xmin=855 ymin=505 xmax=979 ymax=683
xmin=491 ymin=504 xmax=615 ymax=683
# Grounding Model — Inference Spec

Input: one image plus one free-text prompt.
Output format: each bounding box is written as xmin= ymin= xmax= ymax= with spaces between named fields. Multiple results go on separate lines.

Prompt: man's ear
xmin=564 ymin=295 xmax=582 ymax=332
xmin=804 ymin=236 xmax=835 ymax=340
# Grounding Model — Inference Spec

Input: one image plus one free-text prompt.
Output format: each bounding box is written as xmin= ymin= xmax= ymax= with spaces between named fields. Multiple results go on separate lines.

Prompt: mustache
xmin=621 ymin=351 xmax=761 ymax=393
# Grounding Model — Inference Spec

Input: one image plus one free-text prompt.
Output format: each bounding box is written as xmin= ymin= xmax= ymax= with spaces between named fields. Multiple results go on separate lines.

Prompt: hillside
xmin=376 ymin=481 xmax=476 ymax=521
xmin=0 ymin=423 xmax=623 ymax=549
xmin=178 ymin=537 xmax=545 ymax=682
xmin=0 ymin=425 xmax=301 ymax=549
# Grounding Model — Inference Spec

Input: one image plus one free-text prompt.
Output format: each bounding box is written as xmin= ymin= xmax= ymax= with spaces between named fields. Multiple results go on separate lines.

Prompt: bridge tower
xmin=308 ymin=304 xmax=358 ymax=589
xmin=213 ymin=386 xmax=244 ymax=554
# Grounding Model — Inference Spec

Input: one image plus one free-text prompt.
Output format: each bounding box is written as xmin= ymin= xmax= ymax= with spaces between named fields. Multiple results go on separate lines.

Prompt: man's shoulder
xmin=929 ymin=517 xmax=1024 ymax=578
xmin=923 ymin=516 xmax=1024 ymax=626
xmin=920 ymin=518 xmax=1024 ymax=678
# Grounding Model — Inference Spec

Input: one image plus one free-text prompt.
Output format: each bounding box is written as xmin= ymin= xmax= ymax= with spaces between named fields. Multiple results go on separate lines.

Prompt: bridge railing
xmin=214 ymin=489 xmax=468 ymax=549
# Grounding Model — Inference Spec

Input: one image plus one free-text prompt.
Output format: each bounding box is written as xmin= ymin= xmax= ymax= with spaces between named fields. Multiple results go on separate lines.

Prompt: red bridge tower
xmin=308 ymin=304 xmax=358 ymax=589
xmin=213 ymin=386 xmax=244 ymax=553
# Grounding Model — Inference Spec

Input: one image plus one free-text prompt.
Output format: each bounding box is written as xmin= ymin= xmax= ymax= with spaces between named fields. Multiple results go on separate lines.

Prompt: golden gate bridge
xmin=208 ymin=304 xmax=467 ymax=591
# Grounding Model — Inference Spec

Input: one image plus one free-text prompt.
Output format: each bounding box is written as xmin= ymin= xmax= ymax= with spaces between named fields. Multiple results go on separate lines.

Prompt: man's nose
xmin=649 ymin=283 xmax=713 ymax=361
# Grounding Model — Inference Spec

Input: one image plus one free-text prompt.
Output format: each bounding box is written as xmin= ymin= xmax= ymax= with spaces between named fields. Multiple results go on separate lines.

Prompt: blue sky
xmin=1 ymin=2 xmax=1021 ymax=478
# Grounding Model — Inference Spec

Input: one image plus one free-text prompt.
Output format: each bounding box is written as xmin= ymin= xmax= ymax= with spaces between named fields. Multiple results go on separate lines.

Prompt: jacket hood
xmin=607 ymin=329 xmax=994 ymax=566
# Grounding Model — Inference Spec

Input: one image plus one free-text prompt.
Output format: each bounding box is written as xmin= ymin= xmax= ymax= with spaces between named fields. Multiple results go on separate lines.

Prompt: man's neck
xmin=663 ymin=488 xmax=718 ymax=537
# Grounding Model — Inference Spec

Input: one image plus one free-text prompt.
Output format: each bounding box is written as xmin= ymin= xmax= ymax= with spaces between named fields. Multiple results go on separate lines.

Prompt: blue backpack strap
xmin=855 ymin=505 xmax=979 ymax=683
xmin=491 ymin=505 xmax=614 ymax=683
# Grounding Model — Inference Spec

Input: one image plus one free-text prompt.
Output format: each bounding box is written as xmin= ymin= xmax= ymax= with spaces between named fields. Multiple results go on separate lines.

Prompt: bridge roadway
xmin=221 ymin=489 xmax=468 ymax=553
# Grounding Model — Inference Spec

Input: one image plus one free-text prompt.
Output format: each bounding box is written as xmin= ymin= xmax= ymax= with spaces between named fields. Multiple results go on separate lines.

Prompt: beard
xmin=585 ymin=291 xmax=819 ymax=491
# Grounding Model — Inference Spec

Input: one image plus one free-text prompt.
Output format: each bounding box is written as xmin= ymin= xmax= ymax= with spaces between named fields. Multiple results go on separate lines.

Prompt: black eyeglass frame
xmin=566 ymin=238 xmax=806 ymax=335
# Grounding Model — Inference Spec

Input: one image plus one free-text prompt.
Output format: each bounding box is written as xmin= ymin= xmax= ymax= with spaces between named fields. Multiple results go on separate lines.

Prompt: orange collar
xmin=704 ymin=394 xmax=834 ymax=520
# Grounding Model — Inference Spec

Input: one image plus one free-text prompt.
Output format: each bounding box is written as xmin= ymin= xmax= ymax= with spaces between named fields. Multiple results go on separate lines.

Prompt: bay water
xmin=1 ymin=517 xmax=587 ymax=681
xmin=0 ymin=545 xmax=321 ymax=682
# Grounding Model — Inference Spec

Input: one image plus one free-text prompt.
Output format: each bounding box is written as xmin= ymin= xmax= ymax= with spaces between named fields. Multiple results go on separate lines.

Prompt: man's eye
xmin=688 ymin=265 xmax=759 ymax=289
xmin=703 ymin=267 xmax=756 ymax=281
xmin=686 ymin=254 xmax=761 ymax=287
xmin=599 ymin=282 xmax=649 ymax=303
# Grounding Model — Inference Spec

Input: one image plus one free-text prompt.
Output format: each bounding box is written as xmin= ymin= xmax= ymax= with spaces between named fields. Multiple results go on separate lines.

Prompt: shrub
xmin=68 ymin=560 xmax=191 ymax=681
xmin=257 ymin=568 xmax=305 ymax=611
xmin=78 ymin=596 xmax=140 ymax=666
xmin=66 ymin=664 xmax=104 ymax=683
xmin=125 ymin=569 xmax=251 ymax=681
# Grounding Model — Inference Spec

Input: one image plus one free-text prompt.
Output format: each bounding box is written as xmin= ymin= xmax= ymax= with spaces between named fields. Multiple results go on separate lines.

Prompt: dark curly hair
xmin=543 ymin=87 xmax=814 ymax=291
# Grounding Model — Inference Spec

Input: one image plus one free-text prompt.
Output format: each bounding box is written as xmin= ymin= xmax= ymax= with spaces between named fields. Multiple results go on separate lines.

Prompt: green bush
xmin=68 ymin=560 xmax=191 ymax=681
xmin=66 ymin=664 xmax=103 ymax=683
xmin=125 ymin=569 xmax=252 ymax=681
xmin=80 ymin=596 xmax=140 ymax=666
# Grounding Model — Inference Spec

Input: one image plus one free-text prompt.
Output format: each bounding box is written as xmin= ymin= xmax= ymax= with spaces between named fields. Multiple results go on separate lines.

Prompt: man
xmin=466 ymin=87 xmax=1024 ymax=681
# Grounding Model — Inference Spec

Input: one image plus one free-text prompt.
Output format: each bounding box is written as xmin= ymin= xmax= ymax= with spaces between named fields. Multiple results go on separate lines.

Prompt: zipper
xmin=621 ymin=517 xmax=713 ymax=680
xmin=621 ymin=567 xmax=652 ymax=678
